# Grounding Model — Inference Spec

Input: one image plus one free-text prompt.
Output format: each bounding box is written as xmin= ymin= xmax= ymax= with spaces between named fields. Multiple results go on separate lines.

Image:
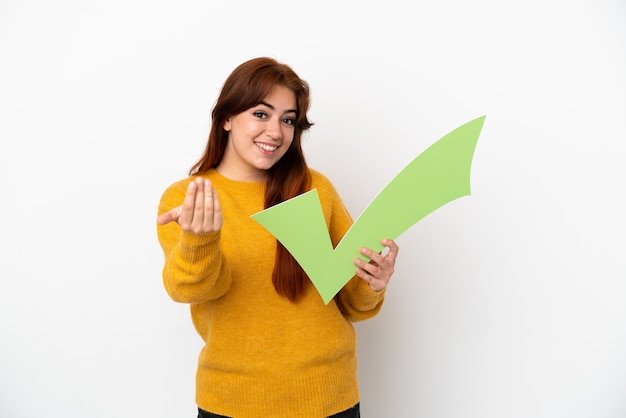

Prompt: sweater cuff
xmin=178 ymin=230 xmax=221 ymax=263
xmin=345 ymin=277 xmax=386 ymax=310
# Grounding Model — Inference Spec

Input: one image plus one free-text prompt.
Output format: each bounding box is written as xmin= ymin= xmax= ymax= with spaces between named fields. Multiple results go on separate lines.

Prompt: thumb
xmin=157 ymin=206 xmax=182 ymax=225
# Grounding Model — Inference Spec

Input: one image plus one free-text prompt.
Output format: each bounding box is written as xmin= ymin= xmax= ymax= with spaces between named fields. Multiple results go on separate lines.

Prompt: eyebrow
xmin=259 ymin=101 xmax=297 ymax=114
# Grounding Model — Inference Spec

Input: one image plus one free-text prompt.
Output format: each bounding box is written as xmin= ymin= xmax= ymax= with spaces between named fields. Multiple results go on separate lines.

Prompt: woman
xmin=157 ymin=57 xmax=399 ymax=418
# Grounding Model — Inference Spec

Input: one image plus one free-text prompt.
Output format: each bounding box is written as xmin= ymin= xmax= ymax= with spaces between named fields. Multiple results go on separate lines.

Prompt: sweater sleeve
xmin=314 ymin=171 xmax=386 ymax=321
xmin=156 ymin=181 xmax=232 ymax=304
xmin=336 ymin=276 xmax=386 ymax=322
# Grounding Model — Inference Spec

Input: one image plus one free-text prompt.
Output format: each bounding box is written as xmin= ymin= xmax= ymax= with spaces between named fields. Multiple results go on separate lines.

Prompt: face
xmin=218 ymin=85 xmax=297 ymax=182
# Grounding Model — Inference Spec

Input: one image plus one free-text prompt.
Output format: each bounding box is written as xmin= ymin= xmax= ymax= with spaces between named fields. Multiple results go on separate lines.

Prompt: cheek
xmin=284 ymin=129 xmax=296 ymax=146
xmin=282 ymin=136 xmax=295 ymax=152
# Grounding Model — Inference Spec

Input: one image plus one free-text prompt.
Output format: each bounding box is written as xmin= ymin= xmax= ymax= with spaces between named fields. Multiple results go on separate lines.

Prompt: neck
xmin=214 ymin=164 xmax=268 ymax=183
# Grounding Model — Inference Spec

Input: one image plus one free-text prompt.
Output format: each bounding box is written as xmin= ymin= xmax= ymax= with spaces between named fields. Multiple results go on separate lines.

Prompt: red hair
xmin=190 ymin=57 xmax=314 ymax=302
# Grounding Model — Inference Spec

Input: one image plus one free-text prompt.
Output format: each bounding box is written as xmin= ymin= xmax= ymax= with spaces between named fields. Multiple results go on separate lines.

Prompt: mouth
xmin=254 ymin=141 xmax=280 ymax=152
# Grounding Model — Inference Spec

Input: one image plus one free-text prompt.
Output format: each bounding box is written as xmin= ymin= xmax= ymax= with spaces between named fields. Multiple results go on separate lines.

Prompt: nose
xmin=266 ymin=117 xmax=282 ymax=141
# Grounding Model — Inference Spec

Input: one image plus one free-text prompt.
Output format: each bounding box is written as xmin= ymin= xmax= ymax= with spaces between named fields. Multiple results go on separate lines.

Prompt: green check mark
xmin=251 ymin=116 xmax=486 ymax=304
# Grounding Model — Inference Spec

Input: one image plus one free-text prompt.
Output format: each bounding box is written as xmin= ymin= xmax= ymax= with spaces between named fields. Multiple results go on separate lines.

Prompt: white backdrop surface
xmin=1 ymin=1 xmax=625 ymax=417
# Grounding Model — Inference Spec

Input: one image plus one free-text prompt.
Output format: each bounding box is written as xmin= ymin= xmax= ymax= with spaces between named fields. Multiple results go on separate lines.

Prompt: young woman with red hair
xmin=157 ymin=57 xmax=399 ymax=418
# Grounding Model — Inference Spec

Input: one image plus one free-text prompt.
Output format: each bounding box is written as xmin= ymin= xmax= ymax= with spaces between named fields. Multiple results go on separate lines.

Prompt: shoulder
xmin=309 ymin=168 xmax=337 ymax=193
xmin=162 ymin=176 xmax=193 ymax=192
xmin=158 ymin=176 xmax=197 ymax=213
xmin=160 ymin=175 xmax=197 ymax=199
xmin=160 ymin=171 xmax=216 ymax=197
xmin=307 ymin=168 xmax=353 ymax=236
xmin=308 ymin=168 xmax=344 ymax=204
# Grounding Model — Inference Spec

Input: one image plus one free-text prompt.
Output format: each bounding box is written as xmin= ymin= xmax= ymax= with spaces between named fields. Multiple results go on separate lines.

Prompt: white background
xmin=1 ymin=1 xmax=625 ymax=417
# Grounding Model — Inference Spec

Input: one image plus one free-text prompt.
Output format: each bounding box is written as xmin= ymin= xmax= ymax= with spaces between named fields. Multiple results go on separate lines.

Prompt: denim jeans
xmin=197 ymin=402 xmax=360 ymax=418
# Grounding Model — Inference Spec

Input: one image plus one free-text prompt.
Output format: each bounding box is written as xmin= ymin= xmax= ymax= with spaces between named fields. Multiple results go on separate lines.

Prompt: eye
xmin=253 ymin=111 xmax=268 ymax=119
xmin=282 ymin=117 xmax=296 ymax=126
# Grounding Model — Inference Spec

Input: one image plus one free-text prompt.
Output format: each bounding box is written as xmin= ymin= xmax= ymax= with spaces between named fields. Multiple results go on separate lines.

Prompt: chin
xmin=255 ymin=160 xmax=278 ymax=171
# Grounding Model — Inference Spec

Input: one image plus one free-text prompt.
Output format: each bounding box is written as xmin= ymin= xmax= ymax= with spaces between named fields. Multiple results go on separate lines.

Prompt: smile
xmin=254 ymin=142 xmax=279 ymax=152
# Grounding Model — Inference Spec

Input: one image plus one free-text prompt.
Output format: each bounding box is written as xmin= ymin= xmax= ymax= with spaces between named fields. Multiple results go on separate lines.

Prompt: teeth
xmin=256 ymin=142 xmax=278 ymax=151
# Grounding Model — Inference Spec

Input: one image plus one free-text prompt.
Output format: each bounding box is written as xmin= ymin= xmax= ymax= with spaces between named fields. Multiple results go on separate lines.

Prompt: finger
xmin=179 ymin=180 xmax=199 ymax=227
xmin=202 ymin=180 xmax=223 ymax=231
xmin=381 ymin=239 xmax=399 ymax=263
xmin=211 ymin=187 xmax=223 ymax=230
xmin=156 ymin=206 xmax=182 ymax=225
xmin=192 ymin=178 xmax=206 ymax=228
xmin=354 ymin=255 xmax=380 ymax=278
xmin=202 ymin=180 xmax=214 ymax=229
xmin=355 ymin=265 xmax=386 ymax=291
xmin=359 ymin=246 xmax=385 ymax=268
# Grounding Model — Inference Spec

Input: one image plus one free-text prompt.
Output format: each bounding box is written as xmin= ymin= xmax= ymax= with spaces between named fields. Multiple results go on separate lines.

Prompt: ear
xmin=223 ymin=118 xmax=231 ymax=131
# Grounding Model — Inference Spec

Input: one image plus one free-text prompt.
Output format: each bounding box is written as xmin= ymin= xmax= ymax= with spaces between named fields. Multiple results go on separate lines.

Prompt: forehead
xmin=260 ymin=85 xmax=297 ymax=112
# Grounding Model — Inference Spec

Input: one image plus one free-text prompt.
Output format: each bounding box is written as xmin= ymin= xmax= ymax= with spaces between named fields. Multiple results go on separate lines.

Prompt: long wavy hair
xmin=189 ymin=57 xmax=314 ymax=302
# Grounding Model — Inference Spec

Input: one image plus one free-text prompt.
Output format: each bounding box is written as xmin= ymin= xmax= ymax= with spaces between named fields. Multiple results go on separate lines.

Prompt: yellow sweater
xmin=157 ymin=168 xmax=385 ymax=418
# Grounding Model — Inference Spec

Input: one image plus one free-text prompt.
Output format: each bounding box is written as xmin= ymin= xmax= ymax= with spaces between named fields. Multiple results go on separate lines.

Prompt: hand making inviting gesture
xmin=157 ymin=177 xmax=223 ymax=234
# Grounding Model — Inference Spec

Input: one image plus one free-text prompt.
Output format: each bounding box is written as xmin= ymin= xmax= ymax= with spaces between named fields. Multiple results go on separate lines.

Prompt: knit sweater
xmin=157 ymin=168 xmax=385 ymax=418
